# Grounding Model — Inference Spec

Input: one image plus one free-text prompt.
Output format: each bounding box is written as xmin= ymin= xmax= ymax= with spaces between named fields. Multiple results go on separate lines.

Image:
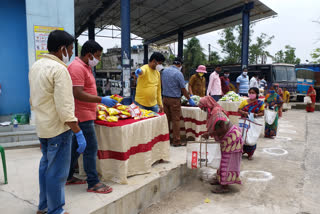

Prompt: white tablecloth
xmin=93 ymin=114 xmax=170 ymax=184
xmin=179 ymin=106 xmax=207 ymax=141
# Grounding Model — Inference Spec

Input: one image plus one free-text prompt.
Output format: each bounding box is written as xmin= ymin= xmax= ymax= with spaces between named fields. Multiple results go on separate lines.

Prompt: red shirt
xmin=220 ymin=76 xmax=230 ymax=95
xmin=68 ymin=57 xmax=97 ymax=122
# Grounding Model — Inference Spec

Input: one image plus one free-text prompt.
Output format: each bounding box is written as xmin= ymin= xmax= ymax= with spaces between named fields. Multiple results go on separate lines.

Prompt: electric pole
xmin=208 ymin=44 xmax=211 ymax=61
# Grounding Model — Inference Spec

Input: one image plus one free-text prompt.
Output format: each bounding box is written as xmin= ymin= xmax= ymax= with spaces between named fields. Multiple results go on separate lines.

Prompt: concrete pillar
xmin=178 ymin=31 xmax=183 ymax=59
xmin=143 ymin=44 xmax=148 ymax=64
xmin=241 ymin=4 xmax=250 ymax=69
xmin=121 ymin=0 xmax=131 ymax=97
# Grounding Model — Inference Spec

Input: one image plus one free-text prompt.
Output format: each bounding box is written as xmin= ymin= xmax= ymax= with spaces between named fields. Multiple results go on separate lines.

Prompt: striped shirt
xmin=236 ymin=74 xmax=249 ymax=94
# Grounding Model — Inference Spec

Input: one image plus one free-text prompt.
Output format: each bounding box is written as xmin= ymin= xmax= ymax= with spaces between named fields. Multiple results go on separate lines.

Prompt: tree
xmin=217 ymin=25 xmax=273 ymax=64
xmin=273 ymin=45 xmax=301 ymax=64
xmin=249 ymin=33 xmax=274 ymax=64
xmin=311 ymin=48 xmax=320 ymax=63
xmin=217 ymin=26 xmax=241 ymax=64
xmin=274 ymin=50 xmax=285 ymax=63
xmin=208 ymin=51 xmax=221 ymax=66
xmin=183 ymin=37 xmax=206 ymax=74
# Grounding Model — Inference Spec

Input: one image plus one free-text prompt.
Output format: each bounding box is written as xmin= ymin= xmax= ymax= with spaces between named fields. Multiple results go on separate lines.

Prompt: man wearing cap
xmin=161 ymin=57 xmax=196 ymax=147
xmin=188 ymin=65 xmax=207 ymax=97
xmin=207 ymin=65 xmax=223 ymax=101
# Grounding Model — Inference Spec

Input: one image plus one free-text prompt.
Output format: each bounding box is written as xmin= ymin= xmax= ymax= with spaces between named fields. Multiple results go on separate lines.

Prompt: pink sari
xmin=199 ymin=96 xmax=243 ymax=185
xmin=217 ymin=125 xmax=243 ymax=185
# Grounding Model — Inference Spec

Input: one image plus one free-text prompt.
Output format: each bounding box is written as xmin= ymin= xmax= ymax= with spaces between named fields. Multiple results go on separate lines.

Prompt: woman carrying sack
xmin=264 ymin=86 xmax=283 ymax=138
xmin=306 ymin=86 xmax=316 ymax=112
xmin=199 ymin=96 xmax=243 ymax=194
xmin=238 ymin=87 xmax=265 ymax=160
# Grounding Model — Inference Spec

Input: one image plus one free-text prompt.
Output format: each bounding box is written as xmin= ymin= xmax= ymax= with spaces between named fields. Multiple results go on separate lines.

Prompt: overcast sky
xmin=78 ymin=0 xmax=320 ymax=63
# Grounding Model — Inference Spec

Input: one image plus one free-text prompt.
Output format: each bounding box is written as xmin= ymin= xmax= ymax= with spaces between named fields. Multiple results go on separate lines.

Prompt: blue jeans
xmin=211 ymin=95 xmax=222 ymax=102
xmin=68 ymin=120 xmax=99 ymax=188
xmin=131 ymin=88 xmax=136 ymax=103
xmin=134 ymin=100 xmax=159 ymax=112
xmin=38 ymin=130 xmax=72 ymax=214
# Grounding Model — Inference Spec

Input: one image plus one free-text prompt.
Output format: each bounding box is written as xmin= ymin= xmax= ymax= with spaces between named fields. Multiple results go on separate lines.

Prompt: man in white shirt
xmin=249 ymin=73 xmax=259 ymax=88
xmin=207 ymin=65 xmax=222 ymax=101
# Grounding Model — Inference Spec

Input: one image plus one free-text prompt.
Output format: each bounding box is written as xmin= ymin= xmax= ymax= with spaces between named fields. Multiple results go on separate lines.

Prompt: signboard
xmin=34 ymin=26 xmax=64 ymax=60
xmin=122 ymin=68 xmax=131 ymax=97
xmin=110 ymin=80 xmax=122 ymax=95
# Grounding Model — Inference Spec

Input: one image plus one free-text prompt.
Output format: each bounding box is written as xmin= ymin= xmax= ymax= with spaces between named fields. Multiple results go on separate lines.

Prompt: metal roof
xmin=75 ymin=0 xmax=276 ymax=45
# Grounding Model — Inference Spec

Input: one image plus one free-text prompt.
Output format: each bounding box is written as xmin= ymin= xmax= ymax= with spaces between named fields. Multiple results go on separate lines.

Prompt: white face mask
xmin=224 ymin=74 xmax=229 ymax=77
xmin=179 ymin=66 xmax=182 ymax=71
xmin=243 ymin=72 xmax=248 ymax=76
xmin=61 ymin=46 xmax=69 ymax=64
xmin=156 ymin=64 xmax=164 ymax=72
xmin=88 ymin=54 xmax=100 ymax=67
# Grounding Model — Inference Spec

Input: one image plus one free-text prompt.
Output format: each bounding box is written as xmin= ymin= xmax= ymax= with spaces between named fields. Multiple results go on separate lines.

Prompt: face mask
xmin=224 ymin=74 xmax=229 ymax=77
xmin=88 ymin=54 xmax=100 ymax=67
xmin=249 ymin=94 xmax=256 ymax=100
xmin=178 ymin=66 xmax=182 ymax=71
xmin=270 ymin=90 xmax=275 ymax=94
xmin=61 ymin=46 xmax=69 ymax=64
xmin=243 ymin=72 xmax=248 ymax=76
xmin=198 ymin=73 xmax=204 ymax=77
xmin=156 ymin=64 xmax=164 ymax=72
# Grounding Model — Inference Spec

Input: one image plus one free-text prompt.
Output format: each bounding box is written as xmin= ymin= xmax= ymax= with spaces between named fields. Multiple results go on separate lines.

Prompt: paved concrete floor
xmin=142 ymin=110 xmax=320 ymax=214
xmin=1 ymin=110 xmax=319 ymax=214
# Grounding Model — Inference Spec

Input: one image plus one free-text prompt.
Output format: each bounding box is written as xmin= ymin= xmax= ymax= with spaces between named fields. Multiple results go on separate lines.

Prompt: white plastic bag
xmin=304 ymin=96 xmax=312 ymax=104
xmin=186 ymin=141 xmax=221 ymax=169
xmin=283 ymin=103 xmax=291 ymax=110
xmin=264 ymin=109 xmax=277 ymax=125
xmin=239 ymin=118 xmax=263 ymax=146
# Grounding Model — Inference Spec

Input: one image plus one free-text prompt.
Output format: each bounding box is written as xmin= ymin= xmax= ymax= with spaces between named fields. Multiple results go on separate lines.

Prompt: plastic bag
xmin=106 ymin=108 xmax=121 ymax=116
xmin=304 ymin=96 xmax=312 ymax=104
xmin=264 ymin=109 xmax=277 ymax=125
xmin=186 ymin=141 xmax=221 ymax=169
xmin=110 ymin=94 xmax=123 ymax=103
xmin=239 ymin=118 xmax=263 ymax=146
xmin=97 ymin=104 xmax=108 ymax=112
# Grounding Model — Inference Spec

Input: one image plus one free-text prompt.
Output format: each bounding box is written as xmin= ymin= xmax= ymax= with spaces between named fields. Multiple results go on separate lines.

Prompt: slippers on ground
xmin=66 ymin=177 xmax=87 ymax=185
xmin=211 ymin=186 xmax=230 ymax=194
xmin=87 ymin=183 xmax=113 ymax=194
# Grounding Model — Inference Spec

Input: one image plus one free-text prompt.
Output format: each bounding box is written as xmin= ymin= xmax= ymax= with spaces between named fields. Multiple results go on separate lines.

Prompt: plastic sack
xmin=283 ymin=103 xmax=291 ymax=110
xmin=265 ymin=109 xmax=277 ymax=125
xmin=304 ymin=96 xmax=312 ymax=104
xmin=186 ymin=141 xmax=221 ymax=169
xmin=239 ymin=118 xmax=263 ymax=146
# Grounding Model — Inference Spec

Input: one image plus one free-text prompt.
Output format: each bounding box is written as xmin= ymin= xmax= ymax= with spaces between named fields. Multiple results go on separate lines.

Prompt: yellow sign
xmin=34 ymin=26 xmax=64 ymax=60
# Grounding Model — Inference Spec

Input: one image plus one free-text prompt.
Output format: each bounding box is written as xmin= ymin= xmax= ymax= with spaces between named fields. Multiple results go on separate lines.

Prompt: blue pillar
xmin=241 ymin=4 xmax=251 ymax=69
xmin=143 ymin=44 xmax=148 ymax=64
xmin=178 ymin=31 xmax=183 ymax=59
xmin=88 ymin=21 xmax=96 ymax=76
xmin=88 ymin=21 xmax=95 ymax=40
xmin=121 ymin=0 xmax=131 ymax=98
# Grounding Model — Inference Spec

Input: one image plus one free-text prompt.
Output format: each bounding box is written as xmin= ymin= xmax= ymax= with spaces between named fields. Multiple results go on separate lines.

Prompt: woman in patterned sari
xmin=238 ymin=87 xmax=264 ymax=160
xmin=264 ymin=86 xmax=283 ymax=138
xmin=199 ymin=96 xmax=243 ymax=194
xmin=306 ymin=86 xmax=316 ymax=112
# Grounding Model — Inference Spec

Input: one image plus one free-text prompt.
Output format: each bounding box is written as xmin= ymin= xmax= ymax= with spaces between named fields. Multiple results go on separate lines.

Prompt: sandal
xmin=36 ymin=211 xmax=47 ymax=214
xmin=209 ymin=179 xmax=220 ymax=185
xmin=87 ymin=183 xmax=113 ymax=194
xmin=211 ymin=186 xmax=230 ymax=194
xmin=248 ymin=156 xmax=253 ymax=160
xmin=66 ymin=177 xmax=87 ymax=185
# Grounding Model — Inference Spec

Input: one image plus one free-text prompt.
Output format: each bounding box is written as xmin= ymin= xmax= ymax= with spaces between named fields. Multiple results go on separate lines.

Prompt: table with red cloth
xmin=178 ymin=106 xmax=208 ymax=141
xmin=93 ymin=113 xmax=170 ymax=184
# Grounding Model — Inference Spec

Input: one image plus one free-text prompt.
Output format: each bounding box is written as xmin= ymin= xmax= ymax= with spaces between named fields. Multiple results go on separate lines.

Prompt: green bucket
xmin=11 ymin=114 xmax=30 ymax=125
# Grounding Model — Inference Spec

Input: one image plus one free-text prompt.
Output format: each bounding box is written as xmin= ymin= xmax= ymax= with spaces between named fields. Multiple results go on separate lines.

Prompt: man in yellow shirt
xmin=134 ymin=52 xmax=165 ymax=112
xmin=283 ymin=88 xmax=290 ymax=103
